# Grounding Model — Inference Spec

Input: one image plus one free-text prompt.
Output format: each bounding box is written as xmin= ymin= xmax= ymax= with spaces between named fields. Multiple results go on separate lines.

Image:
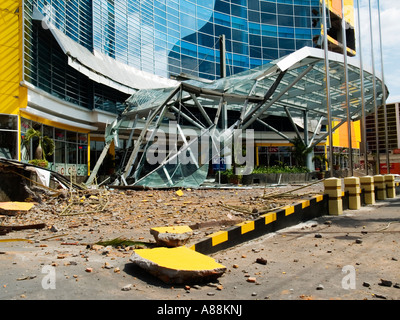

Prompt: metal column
xmin=356 ymin=0 xmax=368 ymax=175
xmin=377 ymin=0 xmax=390 ymax=173
xmin=368 ymin=0 xmax=380 ymax=174
xmin=322 ymin=0 xmax=334 ymax=177
xmin=341 ymin=0 xmax=353 ymax=176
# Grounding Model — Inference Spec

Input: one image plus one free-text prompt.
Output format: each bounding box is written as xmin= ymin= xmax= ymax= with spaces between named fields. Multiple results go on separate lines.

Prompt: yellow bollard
xmin=344 ymin=177 xmax=361 ymax=210
xmin=374 ymin=175 xmax=386 ymax=200
xmin=324 ymin=178 xmax=343 ymax=216
xmin=385 ymin=175 xmax=396 ymax=199
xmin=360 ymin=176 xmax=375 ymax=205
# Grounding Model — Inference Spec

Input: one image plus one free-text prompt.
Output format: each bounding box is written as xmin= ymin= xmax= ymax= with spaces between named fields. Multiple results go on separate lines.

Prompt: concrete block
xmin=344 ymin=177 xmax=361 ymax=210
xmin=324 ymin=178 xmax=343 ymax=215
xmin=328 ymin=197 xmax=343 ymax=216
xmin=150 ymin=226 xmax=193 ymax=247
xmin=385 ymin=175 xmax=396 ymax=198
xmin=130 ymin=246 xmax=226 ymax=284
xmin=374 ymin=175 xmax=387 ymax=200
xmin=360 ymin=176 xmax=375 ymax=205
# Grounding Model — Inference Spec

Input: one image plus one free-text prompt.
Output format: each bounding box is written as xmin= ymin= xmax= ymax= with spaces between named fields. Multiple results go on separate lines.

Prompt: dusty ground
xmin=0 ymin=182 xmax=325 ymax=247
xmin=2 ymin=181 xmax=399 ymax=303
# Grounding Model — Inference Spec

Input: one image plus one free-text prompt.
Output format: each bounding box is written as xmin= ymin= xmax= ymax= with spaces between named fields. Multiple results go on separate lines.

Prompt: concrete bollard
xmin=324 ymin=178 xmax=343 ymax=216
xmin=360 ymin=176 xmax=375 ymax=205
xmin=385 ymin=175 xmax=396 ymax=199
xmin=344 ymin=177 xmax=361 ymax=210
xmin=374 ymin=175 xmax=386 ymax=200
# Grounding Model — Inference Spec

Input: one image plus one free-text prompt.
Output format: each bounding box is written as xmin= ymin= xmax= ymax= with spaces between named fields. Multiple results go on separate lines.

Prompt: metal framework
xmin=86 ymin=47 xmax=388 ymax=188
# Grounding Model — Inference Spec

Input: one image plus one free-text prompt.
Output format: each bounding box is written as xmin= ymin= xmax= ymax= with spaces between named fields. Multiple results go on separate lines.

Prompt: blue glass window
xmin=250 ymin=46 xmax=262 ymax=58
xmin=261 ymin=13 xmax=277 ymax=24
xmin=25 ymin=0 xmax=328 ymax=102
xmin=214 ymin=11 xmax=231 ymax=27
xmin=249 ymin=34 xmax=261 ymax=46
xmin=215 ymin=0 xmax=231 ymax=15
xmin=231 ymin=3 xmax=247 ymax=18
xmin=261 ymin=24 xmax=278 ymax=37
xmin=277 ymin=4 xmax=293 ymax=15
xmin=278 ymin=15 xmax=294 ymax=27
xmin=262 ymin=36 xmax=278 ymax=48
xmin=278 ymin=26 xmax=295 ymax=38
xmin=248 ymin=0 xmax=259 ymax=11
xmin=249 ymin=22 xmax=261 ymax=35
xmin=261 ymin=1 xmax=276 ymax=13
xmin=279 ymin=38 xmax=295 ymax=50
xmin=248 ymin=10 xmax=260 ymax=23
xmin=263 ymin=48 xmax=279 ymax=60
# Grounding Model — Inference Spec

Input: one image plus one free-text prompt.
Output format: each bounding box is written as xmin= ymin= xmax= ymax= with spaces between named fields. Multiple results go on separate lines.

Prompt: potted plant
xmin=312 ymin=154 xmax=328 ymax=179
xmin=23 ymin=128 xmax=55 ymax=168
xmin=220 ymin=169 xmax=242 ymax=184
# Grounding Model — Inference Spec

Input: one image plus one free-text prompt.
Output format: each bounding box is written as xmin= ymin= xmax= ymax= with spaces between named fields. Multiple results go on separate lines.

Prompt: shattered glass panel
xmin=125 ymin=86 xmax=179 ymax=112
xmin=132 ymin=122 xmax=238 ymax=188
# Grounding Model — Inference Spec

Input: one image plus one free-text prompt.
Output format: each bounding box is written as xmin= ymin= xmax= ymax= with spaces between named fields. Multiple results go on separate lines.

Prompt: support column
xmin=344 ymin=177 xmax=361 ymax=210
xmin=360 ymin=176 xmax=375 ymax=205
xmin=374 ymin=175 xmax=386 ymax=200
xmin=385 ymin=174 xmax=396 ymax=199
xmin=324 ymin=178 xmax=343 ymax=216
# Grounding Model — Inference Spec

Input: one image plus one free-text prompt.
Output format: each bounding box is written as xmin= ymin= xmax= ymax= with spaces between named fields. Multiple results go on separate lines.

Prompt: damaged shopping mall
xmin=87 ymin=47 xmax=387 ymax=188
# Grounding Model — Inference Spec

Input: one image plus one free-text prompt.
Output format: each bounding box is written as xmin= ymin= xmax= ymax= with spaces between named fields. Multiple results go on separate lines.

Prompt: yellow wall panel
xmin=0 ymin=0 xmax=24 ymax=115
xmin=327 ymin=0 xmax=355 ymax=27
xmin=328 ymin=120 xmax=361 ymax=149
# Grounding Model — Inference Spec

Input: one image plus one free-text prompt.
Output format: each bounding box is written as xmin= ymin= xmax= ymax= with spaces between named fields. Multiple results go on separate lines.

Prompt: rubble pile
xmin=0 ymin=182 xmax=324 ymax=246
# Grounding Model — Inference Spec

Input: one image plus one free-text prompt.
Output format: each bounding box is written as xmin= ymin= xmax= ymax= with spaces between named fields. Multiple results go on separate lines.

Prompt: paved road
xmin=1 ymin=196 xmax=399 ymax=302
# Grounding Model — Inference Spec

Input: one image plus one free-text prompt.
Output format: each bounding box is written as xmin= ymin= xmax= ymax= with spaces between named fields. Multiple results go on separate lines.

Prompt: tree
xmin=312 ymin=154 xmax=328 ymax=171
xmin=24 ymin=128 xmax=55 ymax=162
xmin=290 ymin=137 xmax=312 ymax=167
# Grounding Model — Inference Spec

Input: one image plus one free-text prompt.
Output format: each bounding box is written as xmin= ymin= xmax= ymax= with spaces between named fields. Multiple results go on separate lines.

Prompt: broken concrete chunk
xmin=129 ymin=246 xmax=226 ymax=284
xmin=150 ymin=226 xmax=193 ymax=247
xmin=0 ymin=202 xmax=34 ymax=216
xmin=379 ymin=279 xmax=392 ymax=287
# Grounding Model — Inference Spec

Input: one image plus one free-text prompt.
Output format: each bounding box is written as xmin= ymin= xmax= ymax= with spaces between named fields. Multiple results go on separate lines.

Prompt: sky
xmin=356 ymin=0 xmax=400 ymax=103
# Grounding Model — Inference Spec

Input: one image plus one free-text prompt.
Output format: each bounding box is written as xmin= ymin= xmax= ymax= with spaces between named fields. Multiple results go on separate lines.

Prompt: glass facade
xmin=20 ymin=118 xmax=89 ymax=176
xmin=25 ymin=0 xmax=324 ymax=97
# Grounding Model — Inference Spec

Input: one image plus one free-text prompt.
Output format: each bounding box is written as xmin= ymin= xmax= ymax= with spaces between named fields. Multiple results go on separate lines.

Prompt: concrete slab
xmin=129 ymin=246 xmax=226 ymax=284
xmin=0 ymin=202 xmax=34 ymax=215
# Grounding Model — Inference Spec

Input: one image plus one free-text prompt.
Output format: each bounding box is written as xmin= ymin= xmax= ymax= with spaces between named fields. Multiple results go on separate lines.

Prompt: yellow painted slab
xmin=208 ymin=230 xmax=228 ymax=246
xmin=132 ymin=246 xmax=226 ymax=271
xmin=151 ymin=226 xmax=192 ymax=234
xmin=0 ymin=202 xmax=34 ymax=211
xmin=236 ymin=221 xmax=255 ymax=234
xmin=301 ymin=200 xmax=310 ymax=209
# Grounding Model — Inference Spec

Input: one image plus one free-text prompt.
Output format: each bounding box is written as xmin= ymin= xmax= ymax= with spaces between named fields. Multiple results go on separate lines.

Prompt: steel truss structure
xmin=86 ymin=47 xmax=388 ymax=188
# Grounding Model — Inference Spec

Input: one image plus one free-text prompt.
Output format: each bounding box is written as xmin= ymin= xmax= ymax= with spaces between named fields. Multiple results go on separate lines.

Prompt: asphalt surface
xmin=1 ymin=195 xmax=400 ymax=302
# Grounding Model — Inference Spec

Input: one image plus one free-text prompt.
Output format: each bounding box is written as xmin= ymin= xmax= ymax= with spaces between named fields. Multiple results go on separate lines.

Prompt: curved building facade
xmin=1 ymin=0 xmax=358 ymax=178
xmin=27 ymin=0 xmax=328 ymax=82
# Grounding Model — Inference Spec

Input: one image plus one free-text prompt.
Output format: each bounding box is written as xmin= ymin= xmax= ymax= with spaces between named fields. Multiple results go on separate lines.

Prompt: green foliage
xmin=24 ymin=128 xmax=55 ymax=160
xmin=290 ymin=137 xmax=312 ymax=167
xmin=251 ymin=165 xmax=310 ymax=174
xmin=95 ymin=237 xmax=151 ymax=248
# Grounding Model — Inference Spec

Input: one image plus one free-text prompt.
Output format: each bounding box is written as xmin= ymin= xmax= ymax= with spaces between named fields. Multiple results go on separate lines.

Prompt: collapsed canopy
xmin=88 ymin=47 xmax=387 ymax=188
